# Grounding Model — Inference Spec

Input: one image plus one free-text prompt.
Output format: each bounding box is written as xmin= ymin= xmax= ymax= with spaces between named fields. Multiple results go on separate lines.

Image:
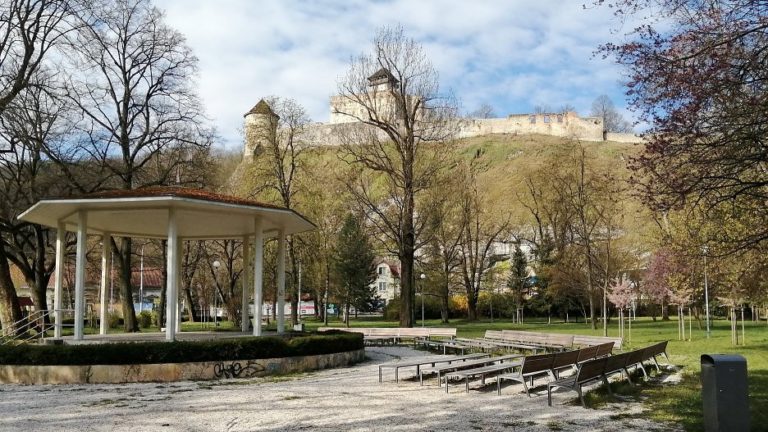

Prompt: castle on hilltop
xmin=242 ymin=71 xmax=642 ymax=158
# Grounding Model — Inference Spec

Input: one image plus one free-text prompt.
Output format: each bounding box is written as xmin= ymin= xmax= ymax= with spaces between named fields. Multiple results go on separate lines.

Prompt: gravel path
xmin=0 ymin=347 xmax=679 ymax=432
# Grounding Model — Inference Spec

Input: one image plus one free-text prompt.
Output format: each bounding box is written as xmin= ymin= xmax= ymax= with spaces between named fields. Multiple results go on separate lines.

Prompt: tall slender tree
xmin=336 ymin=25 xmax=458 ymax=327
xmin=334 ymin=213 xmax=376 ymax=326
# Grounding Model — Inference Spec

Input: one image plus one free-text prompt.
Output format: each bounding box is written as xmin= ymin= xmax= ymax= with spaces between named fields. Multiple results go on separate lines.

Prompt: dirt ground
xmin=0 ymin=346 xmax=679 ymax=431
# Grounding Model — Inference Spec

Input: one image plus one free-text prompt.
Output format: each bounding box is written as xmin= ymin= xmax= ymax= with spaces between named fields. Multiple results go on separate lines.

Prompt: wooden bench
xmin=378 ymin=353 xmax=488 ymax=382
xmin=573 ymin=335 xmax=624 ymax=351
xmin=500 ymin=330 xmax=575 ymax=351
xmin=318 ymin=327 xmax=457 ymax=346
xmin=547 ymin=357 xmax=609 ymax=407
xmin=444 ymin=359 xmax=522 ymax=393
xmin=419 ymin=354 xmax=521 ymax=386
xmin=496 ymin=353 xmax=556 ymax=396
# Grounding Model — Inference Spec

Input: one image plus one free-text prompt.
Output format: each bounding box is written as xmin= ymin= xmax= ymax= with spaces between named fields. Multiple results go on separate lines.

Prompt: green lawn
xmin=307 ymin=315 xmax=767 ymax=431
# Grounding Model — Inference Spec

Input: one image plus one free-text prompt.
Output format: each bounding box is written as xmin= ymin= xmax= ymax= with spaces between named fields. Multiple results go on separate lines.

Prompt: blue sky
xmin=154 ymin=0 xmax=635 ymax=149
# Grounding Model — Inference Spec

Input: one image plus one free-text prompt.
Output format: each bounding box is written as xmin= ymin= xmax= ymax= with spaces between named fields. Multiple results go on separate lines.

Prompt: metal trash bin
xmin=701 ymin=354 xmax=750 ymax=432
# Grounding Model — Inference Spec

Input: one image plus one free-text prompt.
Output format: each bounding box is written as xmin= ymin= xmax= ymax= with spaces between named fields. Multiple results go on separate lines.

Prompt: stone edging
xmin=0 ymin=348 xmax=365 ymax=385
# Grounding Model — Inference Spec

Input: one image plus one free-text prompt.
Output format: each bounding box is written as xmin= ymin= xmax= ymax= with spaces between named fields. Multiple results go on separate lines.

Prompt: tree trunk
xmin=467 ymin=290 xmax=478 ymax=321
xmin=661 ymin=298 xmax=670 ymax=321
xmin=184 ymin=286 xmax=198 ymax=322
xmin=399 ymin=185 xmax=415 ymax=327
xmin=0 ymin=240 xmax=22 ymax=335
xmin=116 ymin=237 xmax=138 ymax=332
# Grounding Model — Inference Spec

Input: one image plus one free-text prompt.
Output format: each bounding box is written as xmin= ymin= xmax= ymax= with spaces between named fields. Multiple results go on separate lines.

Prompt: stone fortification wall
xmin=457 ymin=112 xmax=604 ymax=142
xmin=300 ymin=111 xmax=608 ymax=146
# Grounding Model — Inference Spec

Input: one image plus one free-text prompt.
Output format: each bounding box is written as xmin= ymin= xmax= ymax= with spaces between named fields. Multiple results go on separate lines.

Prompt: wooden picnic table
xmin=378 ymin=353 xmax=489 ymax=383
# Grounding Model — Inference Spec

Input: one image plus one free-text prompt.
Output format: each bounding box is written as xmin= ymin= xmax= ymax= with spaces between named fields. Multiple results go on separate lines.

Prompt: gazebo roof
xmin=18 ymin=187 xmax=315 ymax=240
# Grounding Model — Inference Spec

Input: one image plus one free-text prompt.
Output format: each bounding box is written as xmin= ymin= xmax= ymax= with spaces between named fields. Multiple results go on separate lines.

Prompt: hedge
xmin=0 ymin=331 xmax=363 ymax=366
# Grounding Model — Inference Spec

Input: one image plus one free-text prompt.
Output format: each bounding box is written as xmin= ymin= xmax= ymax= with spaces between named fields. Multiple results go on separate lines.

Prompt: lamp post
xmin=702 ymin=246 xmax=711 ymax=338
xmin=212 ymin=260 xmax=221 ymax=327
xmin=419 ymin=273 xmax=426 ymax=328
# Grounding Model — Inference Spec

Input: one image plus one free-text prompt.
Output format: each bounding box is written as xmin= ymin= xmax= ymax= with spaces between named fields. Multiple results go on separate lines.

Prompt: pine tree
xmin=334 ymin=214 xmax=377 ymax=326
xmin=508 ymin=245 xmax=529 ymax=322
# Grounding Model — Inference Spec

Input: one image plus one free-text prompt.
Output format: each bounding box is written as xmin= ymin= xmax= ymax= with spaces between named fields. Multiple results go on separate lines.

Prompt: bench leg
xmin=522 ymin=379 xmax=530 ymax=397
xmin=603 ymin=375 xmax=613 ymax=397
xmin=395 ymin=368 xmax=399 ymax=383
xmin=578 ymin=387 xmax=585 ymax=408
xmin=379 ymin=367 xmax=382 ymax=383
xmin=466 ymin=378 xmax=470 ymax=393
xmin=497 ymin=377 xmax=502 ymax=396
xmin=547 ymin=385 xmax=553 ymax=406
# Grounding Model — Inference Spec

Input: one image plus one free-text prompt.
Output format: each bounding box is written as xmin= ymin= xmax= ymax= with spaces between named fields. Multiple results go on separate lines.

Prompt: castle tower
xmin=244 ymin=99 xmax=279 ymax=160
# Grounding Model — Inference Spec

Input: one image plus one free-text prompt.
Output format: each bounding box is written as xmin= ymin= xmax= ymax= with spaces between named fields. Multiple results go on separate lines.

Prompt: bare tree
xmin=246 ymin=96 xmax=310 ymax=326
xmin=590 ymin=95 xmax=632 ymax=133
xmin=0 ymin=0 xmax=72 ymax=117
xmin=335 ymin=25 xmax=458 ymax=327
xmin=0 ymin=0 xmax=74 ymax=335
xmin=458 ymin=159 xmax=509 ymax=320
xmin=50 ymin=0 xmax=212 ymax=331
xmin=467 ymin=103 xmax=496 ymax=119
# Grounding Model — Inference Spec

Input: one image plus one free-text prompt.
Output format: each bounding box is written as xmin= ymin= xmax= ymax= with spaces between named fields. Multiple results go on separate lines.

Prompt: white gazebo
xmin=18 ymin=187 xmax=315 ymax=341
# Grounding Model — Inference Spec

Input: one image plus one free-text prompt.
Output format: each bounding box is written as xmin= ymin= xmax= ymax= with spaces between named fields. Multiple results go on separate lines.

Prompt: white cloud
xmin=154 ymin=0 xmax=635 ymax=149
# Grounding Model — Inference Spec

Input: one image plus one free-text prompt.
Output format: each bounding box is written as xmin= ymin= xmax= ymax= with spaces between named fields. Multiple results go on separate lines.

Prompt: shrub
xmin=0 ymin=332 xmax=363 ymax=366
xmin=137 ymin=311 xmax=153 ymax=329
xmin=107 ymin=312 xmax=121 ymax=329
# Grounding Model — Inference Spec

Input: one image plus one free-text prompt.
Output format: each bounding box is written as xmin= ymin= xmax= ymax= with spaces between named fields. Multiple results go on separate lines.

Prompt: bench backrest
xmin=427 ymin=328 xmax=457 ymax=338
xmin=576 ymin=357 xmax=608 ymax=384
xmin=595 ymin=342 xmax=616 ymax=357
xmin=573 ymin=335 xmax=623 ymax=350
xmin=318 ymin=327 xmax=370 ymax=336
xmin=484 ymin=330 xmax=505 ymax=340
xmin=643 ymin=341 xmax=668 ymax=359
xmin=396 ymin=328 xmax=431 ymax=337
xmin=552 ymin=349 xmax=580 ymax=369
xmin=521 ymin=353 xmax=555 ymax=374
xmin=625 ymin=348 xmax=646 ymax=367
xmin=500 ymin=330 xmax=574 ymax=348
xmin=576 ymin=345 xmax=599 ymax=362
xmin=604 ymin=351 xmax=631 ymax=373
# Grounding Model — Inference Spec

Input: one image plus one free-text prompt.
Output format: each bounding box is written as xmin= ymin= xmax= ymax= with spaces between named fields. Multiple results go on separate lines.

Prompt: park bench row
xmin=420 ymin=330 xmax=623 ymax=354
xmin=546 ymin=341 xmax=670 ymax=407
xmin=318 ymin=327 xmax=456 ymax=345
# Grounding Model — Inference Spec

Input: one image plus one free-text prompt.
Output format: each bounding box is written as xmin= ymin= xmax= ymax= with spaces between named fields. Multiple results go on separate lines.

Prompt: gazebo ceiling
xmin=18 ymin=187 xmax=316 ymax=239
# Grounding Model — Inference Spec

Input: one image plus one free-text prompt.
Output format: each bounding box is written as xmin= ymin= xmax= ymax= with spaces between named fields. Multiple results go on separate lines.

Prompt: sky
xmin=154 ymin=0 xmax=635 ymax=149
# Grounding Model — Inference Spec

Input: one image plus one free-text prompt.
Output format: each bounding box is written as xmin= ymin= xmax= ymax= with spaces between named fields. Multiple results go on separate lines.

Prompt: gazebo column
xmin=277 ymin=228 xmax=286 ymax=334
xmin=53 ymin=222 xmax=66 ymax=338
xmin=252 ymin=218 xmax=264 ymax=336
xmin=99 ymin=232 xmax=111 ymax=335
xmin=176 ymin=238 xmax=183 ymax=333
xmin=241 ymin=235 xmax=251 ymax=332
xmin=165 ymin=208 xmax=179 ymax=341
xmin=74 ymin=211 xmax=88 ymax=340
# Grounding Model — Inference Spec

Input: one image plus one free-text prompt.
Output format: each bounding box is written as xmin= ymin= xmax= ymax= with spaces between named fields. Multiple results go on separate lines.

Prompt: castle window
xmin=557 ymin=114 xmax=564 ymax=123
xmin=543 ymin=115 xmax=551 ymax=123
xmin=378 ymin=266 xmax=385 ymax=275
xmin=528 ymin=115 xmax=536 ymax=124
xmin=378 ymin=282 xmax=388 ymax=292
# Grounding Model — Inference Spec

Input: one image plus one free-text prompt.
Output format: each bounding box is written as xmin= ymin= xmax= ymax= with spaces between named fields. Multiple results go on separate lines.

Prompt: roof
xmin=244 ymin=99 xmax=278 ymax=118
xmin=368 ymin=68 xmax=398 ymax=84
xmin=18 ymin=187 xmax=315 ymax=240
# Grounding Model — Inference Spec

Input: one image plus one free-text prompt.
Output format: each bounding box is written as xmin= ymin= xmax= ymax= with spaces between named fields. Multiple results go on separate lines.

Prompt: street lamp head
xmin=213 ymin=260 xmax=221 ymax=269
xmin=702 ymin=245 xmax=709 ymax=254
xmin=420 ymin=273 xmax=426 ymax=280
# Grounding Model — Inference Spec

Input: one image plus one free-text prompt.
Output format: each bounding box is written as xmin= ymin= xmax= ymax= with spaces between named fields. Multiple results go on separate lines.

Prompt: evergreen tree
xmin=508 ymin=245 xmax=529 ymax=321
xmin=334 ymin=213 xmax=377 ymax=326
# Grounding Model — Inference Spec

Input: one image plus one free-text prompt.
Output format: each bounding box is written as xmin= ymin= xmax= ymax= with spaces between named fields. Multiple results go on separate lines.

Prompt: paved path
xmin=0 ymin=346 xmax=678 ymax=431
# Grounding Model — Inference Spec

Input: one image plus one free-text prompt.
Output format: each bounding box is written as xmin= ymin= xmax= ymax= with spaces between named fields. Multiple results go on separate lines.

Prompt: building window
xmin=528 ymin=115 xmax=536 ymax=124
xmin=378 ymin=282 xmax=387 ymax=292
xmin=543 ymin=115 xmax=551 ymax=123
xmin=378 ymin=266 xmax=385 ymax=275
